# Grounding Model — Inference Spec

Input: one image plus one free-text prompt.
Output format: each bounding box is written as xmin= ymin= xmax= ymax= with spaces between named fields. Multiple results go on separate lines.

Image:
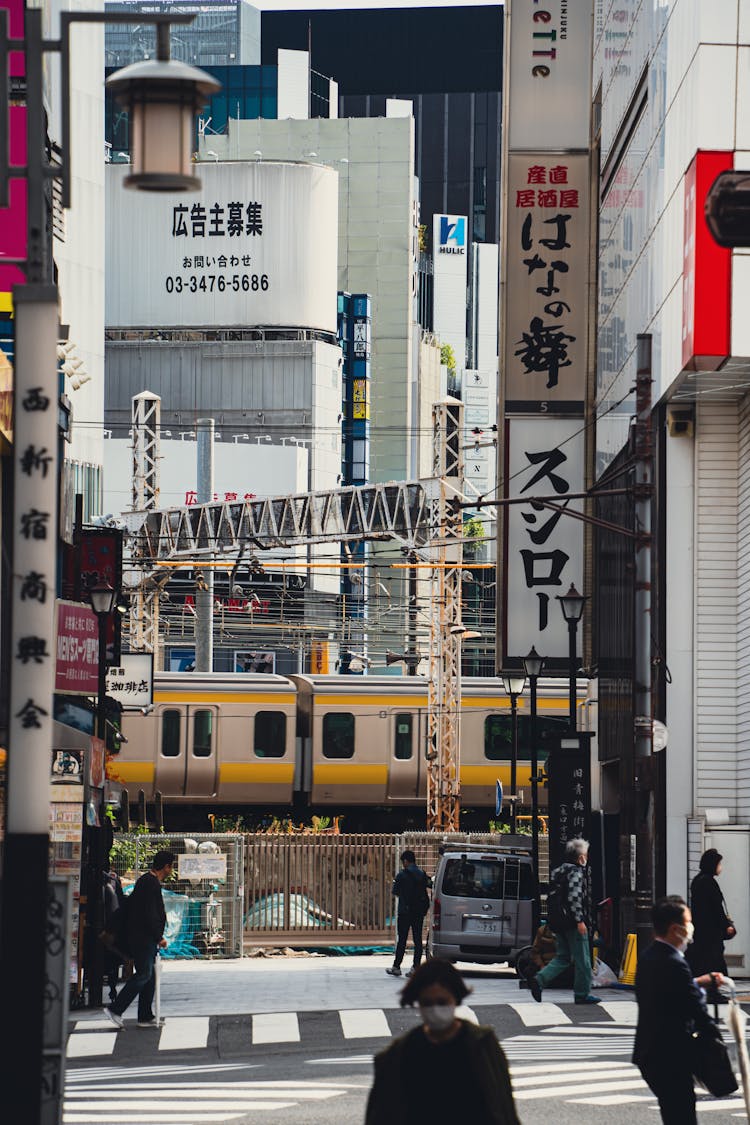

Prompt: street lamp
xmin=500 ymin=669 xmax=527 ymax=833
xmin=90 ymin=582 xmax=117 ymax=740
xmin=0 ymin=15 xmax=219 ymax=1116
xmin=556 ymin=583 xmax=587 ymax=732
xmin=523 ymin=645 xmax=545 ymax=925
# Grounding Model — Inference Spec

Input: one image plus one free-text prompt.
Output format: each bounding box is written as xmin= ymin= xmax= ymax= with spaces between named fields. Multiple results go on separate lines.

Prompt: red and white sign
xmin=682 ymin=151 xmax=732 ymax=371
xmin=55 ymin=601 xmax=99 ymax=696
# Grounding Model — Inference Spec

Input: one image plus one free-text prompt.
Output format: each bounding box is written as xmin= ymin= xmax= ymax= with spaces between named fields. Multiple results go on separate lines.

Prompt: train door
xmin=154 ymin=705 xmax=219 ymax=797
xmin=386 ymin=710 xmax=422 ymax=800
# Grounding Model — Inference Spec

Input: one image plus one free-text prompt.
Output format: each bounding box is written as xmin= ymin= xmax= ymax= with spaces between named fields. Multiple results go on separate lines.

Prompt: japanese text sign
xmin=546 ymin=737 xmax=591 ymax=872
xmin=55 ymin=602 xmax=100 ymax=696
xmin=504 ymin=153 xmax=590 ymax=407
xmin=506 ymin=0 xmax=594 ymax=151
xmin=504 ymin=418 xmax=584 ymax=661
xmin=106 ymin=652 xmax=154 ymax=709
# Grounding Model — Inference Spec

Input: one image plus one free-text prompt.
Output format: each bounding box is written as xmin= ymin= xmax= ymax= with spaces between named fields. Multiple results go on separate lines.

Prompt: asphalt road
xmin=64 ymin=1000 xmax=749 ymax=1124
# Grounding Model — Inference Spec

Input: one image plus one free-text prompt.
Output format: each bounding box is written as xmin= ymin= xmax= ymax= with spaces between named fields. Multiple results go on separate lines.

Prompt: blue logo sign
xmin=439 ymin=215 xmax=466 ymax=254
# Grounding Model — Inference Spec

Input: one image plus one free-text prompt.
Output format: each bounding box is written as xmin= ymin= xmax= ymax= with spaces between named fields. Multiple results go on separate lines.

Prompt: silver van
xmin=427 ymin=841 xmax=536 ymax=967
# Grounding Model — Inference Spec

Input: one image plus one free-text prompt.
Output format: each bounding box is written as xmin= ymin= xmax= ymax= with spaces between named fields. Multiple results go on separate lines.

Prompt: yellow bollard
xmin=619 ymin=932 xmax=638 ymax=986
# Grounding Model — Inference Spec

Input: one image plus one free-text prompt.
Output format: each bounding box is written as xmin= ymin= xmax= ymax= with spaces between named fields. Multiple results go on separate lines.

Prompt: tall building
xmin=104 ymin=0 xmax=261 ymax=68
xmin=261 ymin=4 xmax=503 ymax=252
xmin=593 ymin=3 xmax=750 ymax=955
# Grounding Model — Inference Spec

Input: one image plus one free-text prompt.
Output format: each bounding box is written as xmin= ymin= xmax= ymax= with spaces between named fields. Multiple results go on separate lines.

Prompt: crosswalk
xmin=67 ymin=999 xmax=642 ymax=1060
xmin=64 ymin=1061 xmax=366 ymax=1123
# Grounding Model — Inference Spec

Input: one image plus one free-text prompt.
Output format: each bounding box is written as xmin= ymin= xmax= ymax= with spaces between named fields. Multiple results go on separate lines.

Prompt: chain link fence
xmin=110 ymin=833 xmax=244 ymax=957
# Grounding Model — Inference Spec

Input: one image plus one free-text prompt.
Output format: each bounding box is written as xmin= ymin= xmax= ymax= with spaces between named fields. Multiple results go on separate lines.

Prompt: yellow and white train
xmin=114 ymin=673 xmax=580 ymax=829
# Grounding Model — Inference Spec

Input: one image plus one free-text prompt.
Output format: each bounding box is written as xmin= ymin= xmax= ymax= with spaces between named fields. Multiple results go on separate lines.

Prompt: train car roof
xmin=153 ymin=672 xmax=296 ymax=690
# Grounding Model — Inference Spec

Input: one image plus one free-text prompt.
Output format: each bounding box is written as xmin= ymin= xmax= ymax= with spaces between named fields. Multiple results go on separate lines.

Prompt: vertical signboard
xmin=41 ymin=877 xmax=71 ymax=1125
xmin=681 ymin=151 xmax=732 ymax=371
xmin=500 ymin=0 xmax=593 ymax=667
xmin=433 ymin=214 xmax=468 ymax=372
xmin=504 ymin=153 xmax=590 ymax=409
xmin=505 ymin=0 xmax=594 ymax=152
xmin=7 ymin=291 xmax=60 ymax=838
xmin=505 ymin=418 xmax=584 ymax=660
xmin=546 ymin=735 xmax=592 ymax=872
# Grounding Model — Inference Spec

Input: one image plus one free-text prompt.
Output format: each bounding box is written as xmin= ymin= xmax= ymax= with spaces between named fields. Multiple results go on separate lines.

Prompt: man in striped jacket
xmin=527 ymin=837 xmax=600 ymax=1005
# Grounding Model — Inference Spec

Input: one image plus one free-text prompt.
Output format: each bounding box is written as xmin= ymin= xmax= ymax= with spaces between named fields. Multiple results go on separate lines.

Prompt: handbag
xmin=688 ymin=1020 xmax=738 ymax=1096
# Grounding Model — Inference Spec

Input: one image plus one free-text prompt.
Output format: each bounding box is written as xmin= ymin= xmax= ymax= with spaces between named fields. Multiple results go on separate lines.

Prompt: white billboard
xmin=106 ymin=162 xmax=338 ymax=332
xmin=504 ymin=418 xmax=584 ymax=661
xmin=506 ymin=0 xmax=594 ymax=151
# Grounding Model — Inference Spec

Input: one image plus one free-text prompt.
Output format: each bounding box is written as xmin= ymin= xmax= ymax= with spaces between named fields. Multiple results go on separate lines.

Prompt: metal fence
xmin=243 ymin=833 xmax=396 ymax=947
xmin=110 ymin=833 xmax=244 ymax=957
xmin=109 ymin=830 xmax=551 ymax=956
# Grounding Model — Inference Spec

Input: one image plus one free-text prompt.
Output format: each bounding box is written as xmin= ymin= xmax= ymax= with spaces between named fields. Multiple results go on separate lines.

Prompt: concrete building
xmin=593 ymin=1 xmax=750 ymax=963
xmin=199 ymin=117 xmax=418 ymax=485
xmin=104 ymin=0 xmax=262 ymax=68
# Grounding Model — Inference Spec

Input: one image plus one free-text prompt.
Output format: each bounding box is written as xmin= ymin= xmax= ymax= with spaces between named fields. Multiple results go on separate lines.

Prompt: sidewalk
xmin=75 ymin=953 xmax=629 ymax=1020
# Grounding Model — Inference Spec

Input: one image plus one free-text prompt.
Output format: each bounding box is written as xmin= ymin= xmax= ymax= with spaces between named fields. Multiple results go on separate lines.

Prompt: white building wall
xmin=200 ymin=117 xmax=416 ymax=484
xmin=694 ymin=400 xmax=738 ymax=816
xmin=738 ymin=395 xmax=750 ymax=821
xmin=277 ymin=49 xmax=309 ymax=120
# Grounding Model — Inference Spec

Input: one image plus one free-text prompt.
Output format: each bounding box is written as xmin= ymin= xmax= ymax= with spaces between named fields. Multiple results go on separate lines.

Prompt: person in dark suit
xmin=688 ymin=848 xmax=735 ymax=976
xmin=105 ymin=850 xmax=175 ymax=1029
xmin=633 ymin=895 xmax=730 ymax=1124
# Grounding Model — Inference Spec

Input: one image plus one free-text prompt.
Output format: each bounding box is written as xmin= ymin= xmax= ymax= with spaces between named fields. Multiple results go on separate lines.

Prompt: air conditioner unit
xmin=666 ymin=405 xmax=695 ymax=437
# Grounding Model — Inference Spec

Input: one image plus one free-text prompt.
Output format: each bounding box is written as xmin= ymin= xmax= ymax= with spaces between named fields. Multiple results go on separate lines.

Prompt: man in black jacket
xmin=386 ymin=850 xmax=431 ymax=978
xmin=633 ymin=895 xmax=730 ymax=1124
xmin=105 ymin=850 xmax=175 ymax=1029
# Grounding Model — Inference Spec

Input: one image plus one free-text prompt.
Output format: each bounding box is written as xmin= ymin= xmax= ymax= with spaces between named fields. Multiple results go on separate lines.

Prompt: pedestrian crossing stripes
xmin=65 ymin=1001 xmax=644 ymax=1060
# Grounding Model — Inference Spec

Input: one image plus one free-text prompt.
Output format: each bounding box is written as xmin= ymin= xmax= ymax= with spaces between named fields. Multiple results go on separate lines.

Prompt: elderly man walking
xmin=527 ymin=837 xmax=599 ymax=1005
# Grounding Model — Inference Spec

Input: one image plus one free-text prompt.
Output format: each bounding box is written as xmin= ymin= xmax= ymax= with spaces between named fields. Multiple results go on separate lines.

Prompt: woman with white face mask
xmin=365 ymin=960 xmax=520 ymax=1125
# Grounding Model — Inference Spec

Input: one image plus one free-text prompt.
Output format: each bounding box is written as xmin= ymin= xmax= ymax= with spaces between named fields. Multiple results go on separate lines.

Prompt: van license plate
xmin=463 ymin=919 xmax=500 ymax=934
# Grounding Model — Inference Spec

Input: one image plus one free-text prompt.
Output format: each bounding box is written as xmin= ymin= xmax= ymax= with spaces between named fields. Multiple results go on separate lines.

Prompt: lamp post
xmin=500 ymin=669 xmax=527 ymax=833
xmin=0 ymin=13 xmax=220 ymax=1122
xmin=87 ymin=581 xmax=117 ymax=1010
xmin=523 ymin=645 xmax=545 ymax=925
xmin=556 ymin=583 xmax=587 ymax=732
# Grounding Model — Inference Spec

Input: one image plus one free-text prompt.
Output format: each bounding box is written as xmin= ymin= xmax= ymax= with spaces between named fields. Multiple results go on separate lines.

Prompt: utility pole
xmin=426 ymin=399 xmax=464 ymax=831
xmin=195 ymin=419 xmax=215 ymax=672
xmin=130 ymin=391 xmax=161 ymax=658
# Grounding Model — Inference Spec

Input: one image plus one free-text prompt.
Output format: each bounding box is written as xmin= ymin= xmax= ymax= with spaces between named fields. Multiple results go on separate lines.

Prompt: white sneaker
xmin=105 ymin=1007 xmax=125 ymax=1029
xmin=137 ymin=1017 xmax=165 ymax=1028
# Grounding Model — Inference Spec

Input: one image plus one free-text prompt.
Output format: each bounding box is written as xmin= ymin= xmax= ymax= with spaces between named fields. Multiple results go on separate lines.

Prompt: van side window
xmin=255 ymin=711 xmax=286 ymax=758
xmin=322 ymin=712 xmax=355 ymax=759
xmin=161 ymin=710 xmax=181 ymax=757
xmin=484 ymin=715 xmax=509 ymax=760
xmin=394 ymin=713 xmax=413 ymax=760
xmin=442 ymin=857 xmax=534 ymax=900
xmin=193 ymin=710 xmax=213 ymax=758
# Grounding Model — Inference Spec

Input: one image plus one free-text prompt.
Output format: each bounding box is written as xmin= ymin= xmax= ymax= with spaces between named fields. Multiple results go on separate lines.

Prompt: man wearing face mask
xmin=633 ymin=895 xmax=731 ymax=1124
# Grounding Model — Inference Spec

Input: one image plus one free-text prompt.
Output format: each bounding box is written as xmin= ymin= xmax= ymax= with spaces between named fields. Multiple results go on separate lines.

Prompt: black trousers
xmin=393 ymin=911 xmax=425 ymax=969
xmin=639 ymin=1060 xmax=696 ymax=1125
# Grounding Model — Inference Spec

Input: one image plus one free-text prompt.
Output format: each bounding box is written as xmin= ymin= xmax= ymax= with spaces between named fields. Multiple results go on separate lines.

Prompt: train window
xmin=255 ymin=711 xmax=286 ymax=758
xmin=394 ymin=713 xmax=413 ymax=760
xmin=322 ymin=712 xmax=355 ymax=759
xmin=193 ymin=710 xmax=213 ymax=758
xmin=161 ymin=710 xmax=181 ymax=757
xmin=484 ymin=715 xmax=510 ymax=760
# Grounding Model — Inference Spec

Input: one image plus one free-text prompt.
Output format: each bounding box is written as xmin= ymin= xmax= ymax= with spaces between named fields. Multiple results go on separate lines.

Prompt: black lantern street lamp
xmin=500 ymin=669 xmax=527 ymax=833
xmin=557 ymin=583 xmax=587 ymax=732
xmin=523 ymin=645 xmax=545 ymax=924
xmin=90 ymin=582 xmax=117 ymax=741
